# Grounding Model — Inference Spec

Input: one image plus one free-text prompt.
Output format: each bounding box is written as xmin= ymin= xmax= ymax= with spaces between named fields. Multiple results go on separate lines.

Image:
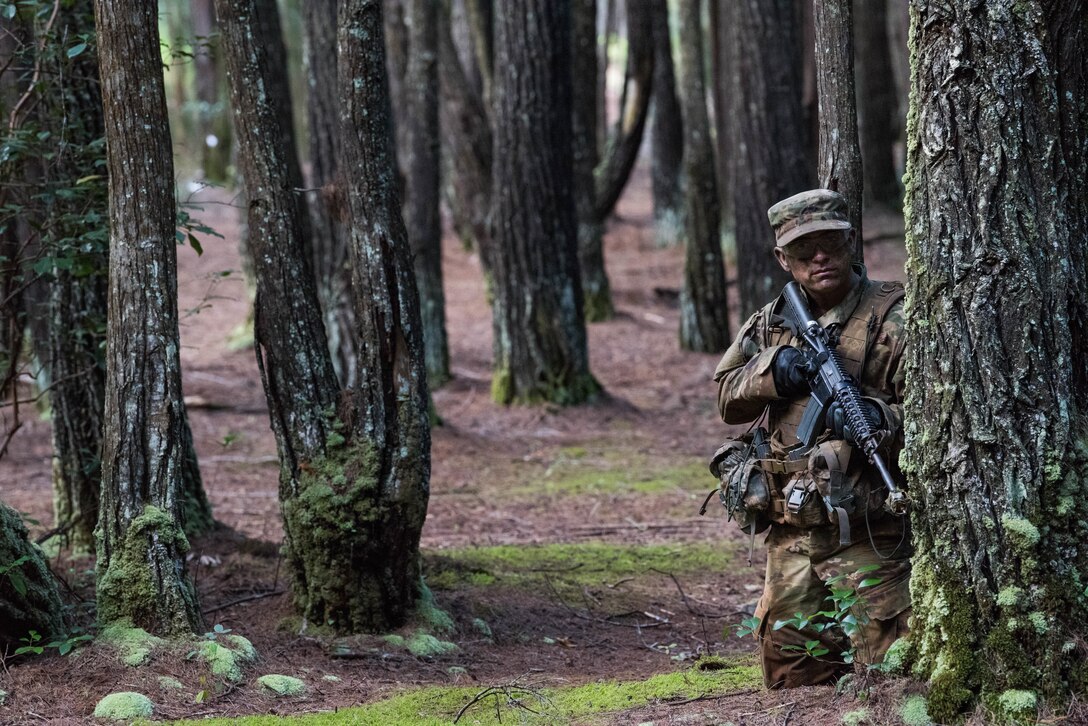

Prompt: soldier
xmin=713 ymin=189 xmax=911 ymax=688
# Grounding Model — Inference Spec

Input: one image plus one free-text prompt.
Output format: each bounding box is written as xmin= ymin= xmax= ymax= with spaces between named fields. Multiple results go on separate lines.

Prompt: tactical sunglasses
xmin=780 ymin=234 xmax=851 ymax=261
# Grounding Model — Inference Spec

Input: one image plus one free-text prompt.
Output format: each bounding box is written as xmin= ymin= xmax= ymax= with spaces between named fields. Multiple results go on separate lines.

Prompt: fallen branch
xmin=202 ymin=589 xmax=284 ymax=616
xmin=648 ymin=567 xmax=730 ymax=619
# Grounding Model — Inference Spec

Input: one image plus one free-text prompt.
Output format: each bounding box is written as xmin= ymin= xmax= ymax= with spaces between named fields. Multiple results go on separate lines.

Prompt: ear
xmin=773 ymin=248 xmax=791 ymax=273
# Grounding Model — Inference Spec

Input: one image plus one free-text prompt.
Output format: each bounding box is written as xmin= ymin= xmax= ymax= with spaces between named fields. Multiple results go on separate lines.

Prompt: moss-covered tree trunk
xmin=489 ymin=0 xmax=598 ymax=405
xmin=650 ymin=0 xmax=684 ymax=243
xmin=812 ymin=0 xmax=863 ymax=258
xmin=732 ymin=0 xmax=810 ymax=319
xmin=336 ymin=0 xmax=431 ymax=629
xmin=676 ymin=0 xmax=728 ymax=354
xmin=403 ymin=0 xmax=449 ymax=387
xmin=93 ymin=0 xmax=202 ymax=636
xmin=0 ymin=502 xmax=66 ymax=651
xmin=303 ymin=0 xmax=359 ymax=389
xmin=463 ymin=0 xmax=493 ymax=110
xmin=220 ymin=0 xmax=431 ymax=632
xmin=903 ymin=1 xmax=1088 ymax=721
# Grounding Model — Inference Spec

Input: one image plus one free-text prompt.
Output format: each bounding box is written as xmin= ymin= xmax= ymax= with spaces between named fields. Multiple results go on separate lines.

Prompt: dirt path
xmin=0 ymin=168 xmax=913 ymax=724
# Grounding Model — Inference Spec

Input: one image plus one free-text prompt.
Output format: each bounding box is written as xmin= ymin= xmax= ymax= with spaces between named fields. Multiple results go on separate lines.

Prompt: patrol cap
xmin=767 ymin=189 xmax=852 ymax=247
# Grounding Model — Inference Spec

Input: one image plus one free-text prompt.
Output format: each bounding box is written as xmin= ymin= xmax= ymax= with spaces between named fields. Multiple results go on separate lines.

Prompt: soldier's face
xmin=774 ymin=230 xmax=855 ymax=302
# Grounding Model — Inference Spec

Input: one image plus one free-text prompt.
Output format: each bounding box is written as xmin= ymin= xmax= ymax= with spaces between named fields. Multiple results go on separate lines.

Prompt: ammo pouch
xmin=708 ymin=428 xmax=772 ymax=536
xmin=772 ymin=439 xmax=885 ymax=545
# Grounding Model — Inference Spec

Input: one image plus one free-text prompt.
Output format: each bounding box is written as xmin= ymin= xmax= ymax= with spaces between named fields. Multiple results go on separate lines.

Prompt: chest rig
xmin=757 ymin=280 xmax=905 ymax=536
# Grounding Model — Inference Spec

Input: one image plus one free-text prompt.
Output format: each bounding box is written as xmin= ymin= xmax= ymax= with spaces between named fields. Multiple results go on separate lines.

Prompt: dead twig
xmin=202 ymin=589 xmax=284 ymax=616
xmin=648 ymin=567 xmax=729 ymax=619
xmin=543 ymin=577 xmax=667 ymax=628
xmin=453 ymin=671 xmax=554 ymax=724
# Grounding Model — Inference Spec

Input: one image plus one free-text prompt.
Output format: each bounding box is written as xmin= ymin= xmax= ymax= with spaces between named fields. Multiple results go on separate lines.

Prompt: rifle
xmin=782 ymin=281 xmax=909 ymax=516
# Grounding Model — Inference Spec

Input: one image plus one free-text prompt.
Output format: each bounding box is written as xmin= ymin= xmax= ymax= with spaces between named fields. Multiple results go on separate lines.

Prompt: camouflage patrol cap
xmin=767 ymin=189 xmax=852 ymax=247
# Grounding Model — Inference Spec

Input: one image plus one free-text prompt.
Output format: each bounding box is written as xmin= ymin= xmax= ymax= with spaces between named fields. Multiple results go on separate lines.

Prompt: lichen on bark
xmin=902 ymin=0 xmax=1088 ymax=719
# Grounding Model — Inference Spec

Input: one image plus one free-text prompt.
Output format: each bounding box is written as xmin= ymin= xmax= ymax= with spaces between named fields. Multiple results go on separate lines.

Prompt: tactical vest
xmin=761 ymin=279 xmax=905 ymax=448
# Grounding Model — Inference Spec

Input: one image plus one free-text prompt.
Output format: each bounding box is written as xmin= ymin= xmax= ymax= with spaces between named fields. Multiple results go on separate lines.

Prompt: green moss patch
xmin=257 ymin=675 xmax=307 ymax=697
xmin=424 ymin=542 xmax=738 ymax=591
xmin=198 ymin=634 xmax=258 ymax=683
xmin=93 ymin=691 xmax=154 ymax=720
xmin=98 ymin=620 xmax=163 ymax=667
xmin=171 ymin=657 xmax=759 ymax=724
xmin=528 ymin=455 xmax=709 ymax=496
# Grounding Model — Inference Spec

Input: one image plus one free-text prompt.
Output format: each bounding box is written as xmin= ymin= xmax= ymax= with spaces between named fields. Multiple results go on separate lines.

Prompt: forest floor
xmin=0 ymin=168 xmax=938 ymax=725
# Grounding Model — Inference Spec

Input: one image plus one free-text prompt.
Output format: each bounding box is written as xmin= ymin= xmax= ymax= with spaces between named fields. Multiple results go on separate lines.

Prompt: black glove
xmin=825 ymin=399 xmax=883 ymax=445
xmin=772 ymin=347 xmax=811 ymax=398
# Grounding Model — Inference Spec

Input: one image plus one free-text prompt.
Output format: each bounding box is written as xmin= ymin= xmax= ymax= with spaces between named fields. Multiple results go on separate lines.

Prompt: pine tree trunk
xmin=676 ymin=0 xmax=728 ymax=353
xmin=903 ymin=1 xmax=1088 ymax=720
xmin=0 ymin=502 xmax=66 ymax=651
xmin=708 ymin=0 xmax=733 ymax=232
xmin=592 ymin=0 xmax=653 ymax=222
xmin=854 ymin=0 xmax=901 ymax=211
xmin=649 ymin=0 xmax=684 ymax=244
xmin=812 ymin=0 xmax=863 ymax=258
xmin=571 ymin=0 xmax=611 ymax=322
xmin=403 ymin=0 xmax=449 ymax=386
xmin=437 ymin=1 xmax=492 ymax=269
xmin=303 ymin=0 xmax=359 ymax=389
xmin=93 ymin=0 xmax=202 ymax=636
xmin=192 ymin=0 xmax=230 ymax=183
xmin=463 ymin=0 xmax=493 ymax=109
xmin=490 ymin=0 xmax=597 ymax=405
xmin=732 ymin=0 xmax=810 ymax=319
xmin=220 ymin=0 xmax=432 ymax=632
xmin=336 ymin=0 xmax=432 ymax=629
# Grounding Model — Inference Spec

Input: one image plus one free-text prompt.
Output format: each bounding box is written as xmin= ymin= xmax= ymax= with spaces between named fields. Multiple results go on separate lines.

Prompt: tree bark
xmin=0 ymin=502 xmax=66 ymax=652
xmin=732 ymin=0 xmax=811 ymax=319
xmin=192 ymin=0 xmax=231 ymax=183
xmin=650 ymin=0 xmax=684 ymax=244
xmin=93 ymin=0 xmax=202 ymax=635
xmin=813 ymin=0 xmax=863 ymax=259
xmin=336 ymin=0 xmax=432 ymax=629
xmin=676 ymin=0 xmax=728 ymax=353
xmin=571 ymin=0 xmax=611 ymax=322
xmin=403 ymin=0 xmax=449 ymax=386
xmin=903 ymin=1 xmax=1088 ymax=720
xmin=303 ymin=0 xmax=359 ymax=389
xmin=854 ymin=0 xmax=901 ymax=211
xmin=220 ymin=0 xmax=432 ymax=632
xmin=708 ymin=0 xmax=733 ymax=232
xmin=437 ymin=0 xmax=492 ymax=269
xmin=490 ymin=0 xmax=598 ymax=405
xmin=463 ymin=0 xmax=493 ymax=109
xmin=592 ymin=0 xmax=653 ymax=222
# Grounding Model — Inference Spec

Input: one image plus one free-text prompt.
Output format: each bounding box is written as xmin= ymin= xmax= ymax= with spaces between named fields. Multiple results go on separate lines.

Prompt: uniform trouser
xmin=755 ymin=512 xmax=912 ymax=689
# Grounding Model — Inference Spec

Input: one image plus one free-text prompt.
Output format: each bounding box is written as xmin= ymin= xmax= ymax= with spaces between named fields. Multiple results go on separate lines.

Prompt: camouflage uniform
xmin=714 ymin=192 xmax=911 ymax=689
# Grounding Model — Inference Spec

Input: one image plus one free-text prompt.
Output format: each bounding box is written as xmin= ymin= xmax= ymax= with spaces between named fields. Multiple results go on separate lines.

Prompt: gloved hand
xmin=825 ymin=399 xmax=883 ymax=445
xmin=772 ymin=346 xmax=811 ymax=398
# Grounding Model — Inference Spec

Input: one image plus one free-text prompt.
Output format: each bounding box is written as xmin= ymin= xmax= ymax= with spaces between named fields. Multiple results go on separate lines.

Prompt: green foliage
xmin=0 ymin=555 xmax=31 ymax=597
xmin=13 ymin=626 xmax=92 ymax=657
xmin=736 ymin=565 xmax=883 ymax=667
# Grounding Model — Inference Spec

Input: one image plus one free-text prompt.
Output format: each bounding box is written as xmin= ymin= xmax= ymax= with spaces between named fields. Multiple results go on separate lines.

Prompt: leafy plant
xmin=0 ymin=555 xmax=31 ymax=596
xmin=203 ymin=623 xmax=232 ymax=641
xmin=732 ymin=564 xmax=884 ymax=666
xmin=13 ymin=627 xmax=92 ymax=656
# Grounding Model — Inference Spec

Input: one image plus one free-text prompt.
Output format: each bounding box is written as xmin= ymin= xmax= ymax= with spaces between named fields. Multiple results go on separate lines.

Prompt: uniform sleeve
xmin=713 ymin=310 xmax=787 ymax=424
